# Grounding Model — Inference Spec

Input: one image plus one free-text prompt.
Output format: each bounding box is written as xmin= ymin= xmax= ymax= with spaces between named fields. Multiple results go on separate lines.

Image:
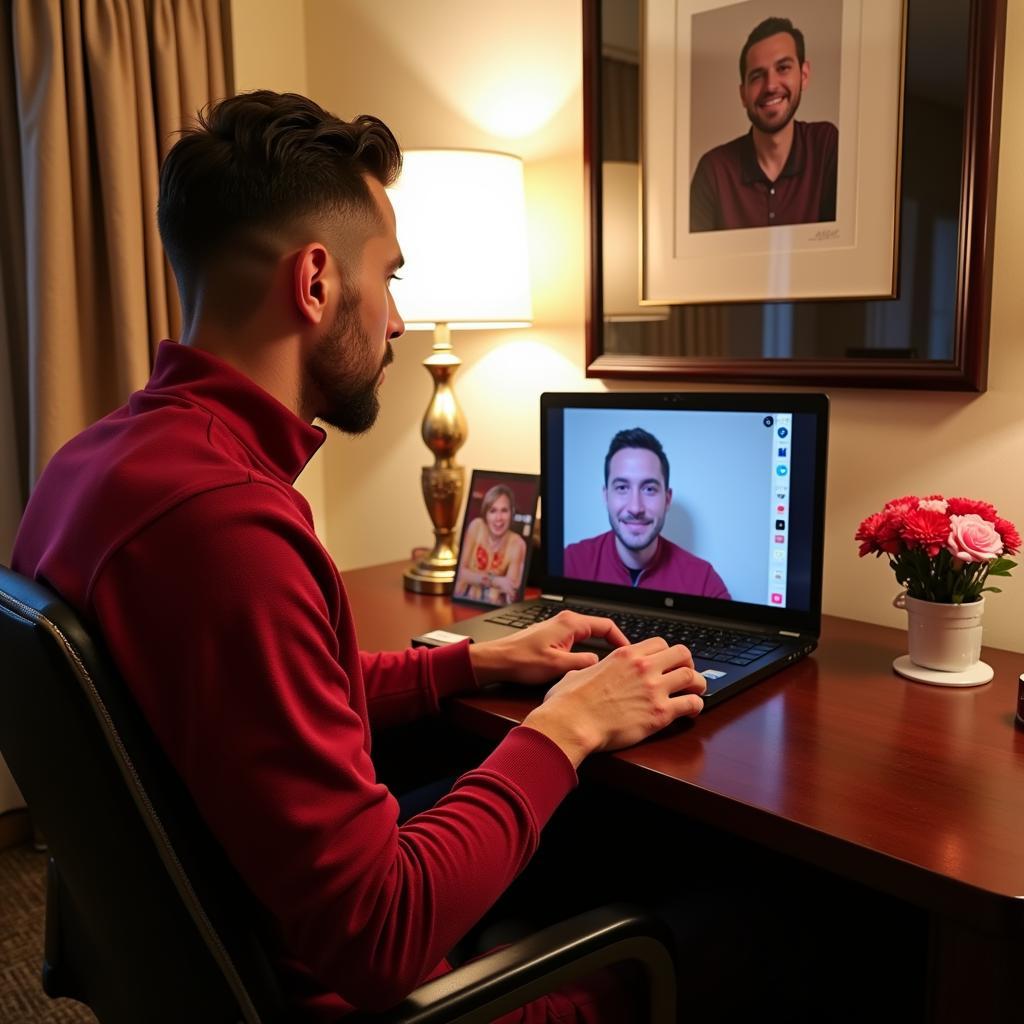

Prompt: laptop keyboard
xmin=485 ymin=603 xmax=783 ymax=667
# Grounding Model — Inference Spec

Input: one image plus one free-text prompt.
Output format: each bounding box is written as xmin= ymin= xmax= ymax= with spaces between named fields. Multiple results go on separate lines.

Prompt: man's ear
xmin=293 ymin=242 xmax=330 ymax=326
xmin=665 ymin=487 xmax=673 ymax=507
xmin=801 ymin=59 xmax=811 ymax=89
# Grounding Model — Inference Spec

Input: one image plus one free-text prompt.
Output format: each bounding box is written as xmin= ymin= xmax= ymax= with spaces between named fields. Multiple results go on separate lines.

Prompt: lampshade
xmin=388 ymin=150 xmax=533 ymax=329
xmin=602 ymin=161 xmax=670 ymax=322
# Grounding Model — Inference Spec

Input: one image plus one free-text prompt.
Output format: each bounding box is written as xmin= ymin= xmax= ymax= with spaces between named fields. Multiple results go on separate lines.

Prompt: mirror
xmin=584 ymin=0 xmax=1006 ymax=390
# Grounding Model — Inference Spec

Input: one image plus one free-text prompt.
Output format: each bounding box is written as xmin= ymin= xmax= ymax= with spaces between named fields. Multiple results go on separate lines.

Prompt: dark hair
xmin=739 ymin=17 xmax=805 ymax=81
xmin=157 ymin=90 xmax=402 ymax=288
xmin=604 ymin=428 xmax=670 ymax=489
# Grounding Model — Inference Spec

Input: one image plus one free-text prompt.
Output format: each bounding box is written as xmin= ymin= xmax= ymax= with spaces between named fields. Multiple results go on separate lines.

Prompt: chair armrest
xmin=349 ymin=902 xmax=676 ymax=1024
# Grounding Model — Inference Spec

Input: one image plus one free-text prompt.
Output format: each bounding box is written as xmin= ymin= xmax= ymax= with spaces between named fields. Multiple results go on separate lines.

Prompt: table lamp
xmin=388 ymin=150 xmax=532 ymax=594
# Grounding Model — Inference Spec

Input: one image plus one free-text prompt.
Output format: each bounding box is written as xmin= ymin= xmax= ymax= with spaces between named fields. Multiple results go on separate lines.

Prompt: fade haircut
xmin=739 ymin=16 xmax=806 ymax=81
xmin=604 ymin=428 xmax=670 ymax=489
xmin=157 ymin=90 xmax=402 ymax=315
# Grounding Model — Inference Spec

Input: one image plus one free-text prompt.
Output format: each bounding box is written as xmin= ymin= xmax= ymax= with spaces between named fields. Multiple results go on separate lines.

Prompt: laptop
xmin=415 ymin=391 xmax=829 ymax=707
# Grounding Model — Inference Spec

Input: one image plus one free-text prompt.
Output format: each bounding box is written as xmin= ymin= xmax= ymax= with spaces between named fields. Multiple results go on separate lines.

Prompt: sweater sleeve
xmin=89 ymin=483 xmax=577 ymax=1011
xmin=359 ymin=641 xmax=479 ymax=729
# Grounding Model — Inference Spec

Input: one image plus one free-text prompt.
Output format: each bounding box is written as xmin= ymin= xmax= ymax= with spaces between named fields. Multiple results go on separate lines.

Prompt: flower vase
xmin=891 ymin=592 xmax=993 ymax=686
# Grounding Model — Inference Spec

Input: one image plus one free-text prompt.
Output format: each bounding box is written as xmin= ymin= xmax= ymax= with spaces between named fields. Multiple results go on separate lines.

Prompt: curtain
xmin=0 ymin=0 xmax=232 ymax=816
xmin=1 ymin=0 xmax=232 ymax=491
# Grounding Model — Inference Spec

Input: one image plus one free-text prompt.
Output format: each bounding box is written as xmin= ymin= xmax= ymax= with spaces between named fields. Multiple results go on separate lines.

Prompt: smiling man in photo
xmin=689 ymin=15 xmax=838 ymax=233
xmin=564 ymin=428 xmax=731 ymax=597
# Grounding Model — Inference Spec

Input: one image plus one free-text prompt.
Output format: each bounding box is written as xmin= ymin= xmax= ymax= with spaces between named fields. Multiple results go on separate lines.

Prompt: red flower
xmin=995 ymin=517 xmax=1021 ymax=555
xmin=855 ymin=511 xmax=903 ymax=556
xmin=899 ymin=508 xmax=950 ymax=557
xmin=883 ymin=495 xmax=919 ymax=516
xmin=946 ymin=497 xmax=998 ymax=521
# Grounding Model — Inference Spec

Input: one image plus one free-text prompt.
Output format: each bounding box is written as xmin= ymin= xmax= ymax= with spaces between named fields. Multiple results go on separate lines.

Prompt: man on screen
xmin=564 ymin=428 xmax=731 ymax=598
xmin=689 ymin=16 xmax=838 ymax=232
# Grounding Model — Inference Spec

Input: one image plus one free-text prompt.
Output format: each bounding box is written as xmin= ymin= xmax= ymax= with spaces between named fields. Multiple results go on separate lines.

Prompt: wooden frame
xmin=583 ymin=0 xmax=1006 ymax=391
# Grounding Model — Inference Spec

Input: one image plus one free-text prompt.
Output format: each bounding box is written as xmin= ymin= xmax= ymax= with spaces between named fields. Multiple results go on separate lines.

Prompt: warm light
xmin=602 ymin=162 xmax=670 ymax=322
xmin=388 ymin=150 xmax=533 ymax=329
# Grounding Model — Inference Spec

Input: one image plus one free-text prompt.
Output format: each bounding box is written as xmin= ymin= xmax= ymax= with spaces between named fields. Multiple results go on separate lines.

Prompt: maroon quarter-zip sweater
xmin=13 ymin=341 xmax=597 ymax=1019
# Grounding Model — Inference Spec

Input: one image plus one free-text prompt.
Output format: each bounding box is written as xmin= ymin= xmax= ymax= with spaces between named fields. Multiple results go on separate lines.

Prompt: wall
xmin=237 ymin=0 xmax=1024 ymax=652
xmin=230 ymin=0 xmax=328 ymax=533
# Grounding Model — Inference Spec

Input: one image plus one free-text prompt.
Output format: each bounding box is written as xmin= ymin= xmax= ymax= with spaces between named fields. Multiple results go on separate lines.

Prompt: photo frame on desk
xmin=584 ymin=0 xmax=1007 ymax=390
xmin=452 ymin=471 xmax=540 ymax=608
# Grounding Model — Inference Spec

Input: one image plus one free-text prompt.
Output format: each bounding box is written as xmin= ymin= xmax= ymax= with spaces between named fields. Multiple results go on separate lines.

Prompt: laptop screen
xmin=540 ymin=392 xmax=829 ymax=635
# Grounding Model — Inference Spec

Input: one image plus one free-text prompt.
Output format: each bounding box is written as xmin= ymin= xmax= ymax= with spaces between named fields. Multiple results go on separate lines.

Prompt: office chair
xmin=0 ymin=565 xmax=678 ymax=1023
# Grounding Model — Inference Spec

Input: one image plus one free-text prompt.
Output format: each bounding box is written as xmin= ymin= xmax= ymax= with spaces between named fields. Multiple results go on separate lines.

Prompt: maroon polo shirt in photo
xmin=689 ymin=120 xmax=838 ymax=232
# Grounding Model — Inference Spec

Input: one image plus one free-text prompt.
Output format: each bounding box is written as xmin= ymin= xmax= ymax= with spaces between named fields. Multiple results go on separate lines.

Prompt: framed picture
xmin=642 ymin=0 xmax=905 ymax=305
xmin=584 ymin=0 xmax=1005 ymax=390
xmin=452 ymin=471 xmax=540 ymax=607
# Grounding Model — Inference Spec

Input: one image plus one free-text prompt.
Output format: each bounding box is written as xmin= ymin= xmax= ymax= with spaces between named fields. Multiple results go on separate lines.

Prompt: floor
xmin=0 ymin=842 xmax=96 ymax=1023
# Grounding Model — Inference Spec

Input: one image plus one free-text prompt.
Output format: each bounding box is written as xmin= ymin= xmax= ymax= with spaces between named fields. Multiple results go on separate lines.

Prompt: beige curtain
xmin=1 ymin=0 xmax=232 ymax=491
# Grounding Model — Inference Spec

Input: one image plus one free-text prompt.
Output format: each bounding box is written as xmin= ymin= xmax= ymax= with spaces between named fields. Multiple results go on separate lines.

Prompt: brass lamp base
xmin=403 ymin=323 xmax=466 ymax=596
xmin=403 ymin=561 xmax=456 ymax=595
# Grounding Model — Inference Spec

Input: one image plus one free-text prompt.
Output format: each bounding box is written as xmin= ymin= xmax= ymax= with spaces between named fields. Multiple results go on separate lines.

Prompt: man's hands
xmin=467 ymin=612 xmax=706 ymax=768
xmin=467 ymin=609 xmax=629 ymax=687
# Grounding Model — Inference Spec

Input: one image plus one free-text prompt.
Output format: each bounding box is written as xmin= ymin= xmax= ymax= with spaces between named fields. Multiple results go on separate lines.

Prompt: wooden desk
xmin=346 ymin=561 xmax=1024 ymax=1022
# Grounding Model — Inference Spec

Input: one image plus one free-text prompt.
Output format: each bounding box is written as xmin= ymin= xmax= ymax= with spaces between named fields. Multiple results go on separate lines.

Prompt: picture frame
xmin=452 ymin=471 xmax=541 ymax=607
xmin=642 ymin=0 xmax=905 ymax=305
xmin=583 ymin=0 xmax=1007 ymax=391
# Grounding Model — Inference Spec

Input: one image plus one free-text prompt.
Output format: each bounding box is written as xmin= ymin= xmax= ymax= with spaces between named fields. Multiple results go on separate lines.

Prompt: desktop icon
xmin=776 ymin=465 xmax=789 ymax=476
xmin=773 ymin=549 xmax=786 ymax=562
xmin=775 ymin=535 xmax=785 ymax=543
xmin=777 ymin=447 xmax=787 ymax=457
xmin=776 ymin=520 xmax=786 ymax=530
xmin=763 ymin=416 xmax=774 ymax=427
xmin=777 ymin=427 xmax=789 ymax=438
xmin=771 ymin=593 xmax=783 ymax=604
xmin=776 ymin=504 xmax=786 ymax=513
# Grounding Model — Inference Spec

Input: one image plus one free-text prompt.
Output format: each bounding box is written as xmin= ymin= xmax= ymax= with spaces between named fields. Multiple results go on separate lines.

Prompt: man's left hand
xmin=467 ymin=610 xmax=630 ymax=687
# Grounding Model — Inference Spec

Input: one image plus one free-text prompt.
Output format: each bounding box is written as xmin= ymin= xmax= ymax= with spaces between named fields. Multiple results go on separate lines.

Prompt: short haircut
xmin=481 ymin=484 xmax=516 ymax=518
xmin=739 ymin=17 xmax=806 ymax=80
xmin=604 ymin=428 xmax=670 ymax=489
xmin=157 ymin=90 xmax=402 ymax=298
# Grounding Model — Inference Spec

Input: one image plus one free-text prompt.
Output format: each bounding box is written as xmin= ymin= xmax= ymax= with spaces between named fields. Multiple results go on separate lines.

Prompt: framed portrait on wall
xmin=642 ymin=0 xmax=906 ymax=305
xmin=452 ymin=471 xmax=540 ymax=607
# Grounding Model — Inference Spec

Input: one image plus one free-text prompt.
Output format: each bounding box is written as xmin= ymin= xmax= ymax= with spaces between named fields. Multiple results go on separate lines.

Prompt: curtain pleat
xmin=3 ymin=0 xmax=230 ymax=484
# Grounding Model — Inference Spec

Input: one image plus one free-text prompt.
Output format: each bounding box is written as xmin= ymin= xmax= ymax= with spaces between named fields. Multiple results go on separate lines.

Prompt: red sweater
xmin=13 ymin=341 xmax=581 ymax=1018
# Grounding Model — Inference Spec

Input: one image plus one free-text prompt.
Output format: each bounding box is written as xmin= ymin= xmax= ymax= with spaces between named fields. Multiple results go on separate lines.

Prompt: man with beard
xmin=563 ymin=428 xmax=731 ymax=597
xmin=12 ymin=91 xmax=708 ymax=1020
xmin=689 ymin=16 xmax=838 ymax=232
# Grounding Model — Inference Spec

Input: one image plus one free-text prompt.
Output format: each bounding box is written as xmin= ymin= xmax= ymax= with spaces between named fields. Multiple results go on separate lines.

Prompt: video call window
xmin=557 ymin=408 xmax=799 ymax=608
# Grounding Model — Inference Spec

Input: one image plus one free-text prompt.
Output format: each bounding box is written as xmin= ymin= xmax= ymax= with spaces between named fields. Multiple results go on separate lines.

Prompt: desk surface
xmin=345 ymin=561 xmax=1024 ymax=937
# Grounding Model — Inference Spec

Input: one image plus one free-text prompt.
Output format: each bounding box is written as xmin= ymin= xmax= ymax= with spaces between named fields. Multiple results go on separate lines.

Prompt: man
xmin=689 ymin=16 xmax=838 ymax=232
xmin=564 ymin=428 xmax=730 ymax=598
xmin=12 ymin=91 xmax=707 ymax=1020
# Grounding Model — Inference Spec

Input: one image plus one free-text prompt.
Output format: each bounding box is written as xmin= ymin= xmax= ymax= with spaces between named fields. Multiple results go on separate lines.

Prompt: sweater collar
xmin=144 ymin=341 xmax=326 ymax=484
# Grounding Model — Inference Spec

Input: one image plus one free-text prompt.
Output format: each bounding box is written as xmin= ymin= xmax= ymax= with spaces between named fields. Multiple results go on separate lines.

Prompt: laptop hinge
xmin=779 ymin=630 xmax=801 ymax=637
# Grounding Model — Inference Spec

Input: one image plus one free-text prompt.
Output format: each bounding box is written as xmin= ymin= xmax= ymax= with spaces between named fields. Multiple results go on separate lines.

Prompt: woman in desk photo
xmin=454 ymin=484 xmax=527 ymax=605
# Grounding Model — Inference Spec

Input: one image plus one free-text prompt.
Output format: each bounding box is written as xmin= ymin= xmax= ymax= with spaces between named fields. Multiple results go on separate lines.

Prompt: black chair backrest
xmin=0 ymin=566 xmax=288 ymax=1024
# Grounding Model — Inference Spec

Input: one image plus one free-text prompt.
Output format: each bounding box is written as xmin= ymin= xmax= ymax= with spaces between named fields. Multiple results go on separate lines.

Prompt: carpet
xmin=0 ymin=843 xmax=96 ymax=1023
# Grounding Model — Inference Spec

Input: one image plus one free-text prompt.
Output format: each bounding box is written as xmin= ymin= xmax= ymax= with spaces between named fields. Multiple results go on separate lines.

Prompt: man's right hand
xmin=521 ymin=637 xmax=706 ymax=768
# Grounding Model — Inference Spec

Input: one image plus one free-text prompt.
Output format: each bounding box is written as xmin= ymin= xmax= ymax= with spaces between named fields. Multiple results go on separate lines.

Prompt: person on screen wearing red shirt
xmin=564 ymin=428 xmax=731 ymax=598
xmin=689 ymin=16 xmax=838 ymax=232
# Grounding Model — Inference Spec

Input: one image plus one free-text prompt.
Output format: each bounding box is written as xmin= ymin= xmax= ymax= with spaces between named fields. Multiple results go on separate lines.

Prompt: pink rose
xmin=946 ymin=513 xmax=1004 ymax=563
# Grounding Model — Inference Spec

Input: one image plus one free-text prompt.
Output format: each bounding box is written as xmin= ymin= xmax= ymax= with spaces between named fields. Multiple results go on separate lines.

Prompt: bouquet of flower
xmin=855 ymin=495 xmax=1018 ymax=604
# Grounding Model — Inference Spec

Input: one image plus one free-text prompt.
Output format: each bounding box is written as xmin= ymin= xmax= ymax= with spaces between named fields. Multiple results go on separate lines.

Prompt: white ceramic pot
xmin=893 ymin=592 xmax=985 ymax=672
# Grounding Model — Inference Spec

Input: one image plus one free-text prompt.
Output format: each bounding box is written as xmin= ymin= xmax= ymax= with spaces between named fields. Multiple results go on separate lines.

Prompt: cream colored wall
xmin=230 ymin=0 xmax=328 ymax=534
xmin=238 ymin=0 xmax=1024 ymax=653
